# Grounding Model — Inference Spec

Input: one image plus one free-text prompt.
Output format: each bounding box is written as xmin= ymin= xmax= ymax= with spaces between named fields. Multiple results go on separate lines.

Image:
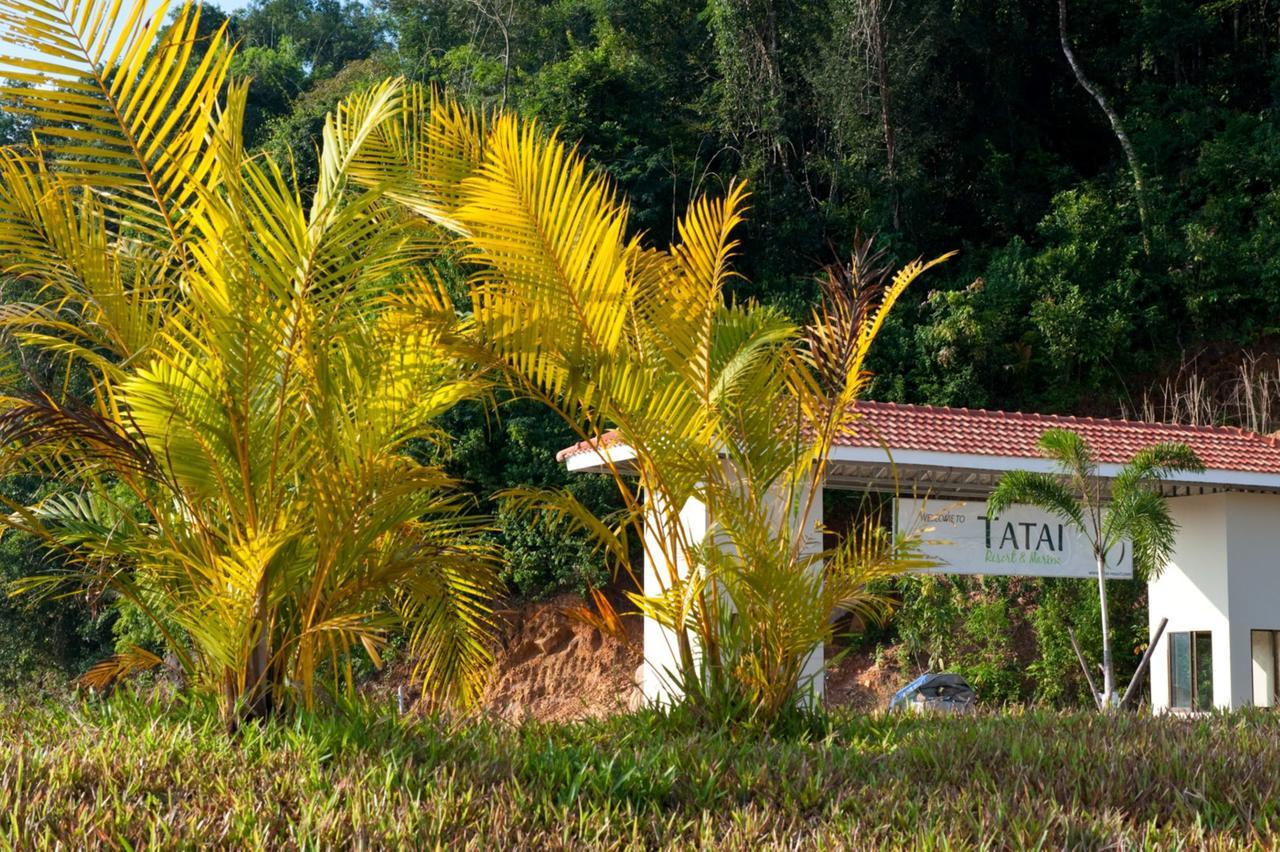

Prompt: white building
xmin=559 ymin=401 xmax=1280 ymax=712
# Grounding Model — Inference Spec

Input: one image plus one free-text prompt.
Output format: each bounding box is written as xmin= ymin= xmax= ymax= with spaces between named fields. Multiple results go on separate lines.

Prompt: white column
xmin=638 ymin=477 xmax=826 ymax=706
xmin=640 ymin=489 xmax=706 ymax=705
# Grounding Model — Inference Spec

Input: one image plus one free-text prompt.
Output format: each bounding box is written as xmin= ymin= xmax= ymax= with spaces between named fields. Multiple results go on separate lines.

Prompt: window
xmin=1252 ymin=630 xmax=1280 ymax=708
xmin=1169 ymin=631 xmax=1213 ymax=711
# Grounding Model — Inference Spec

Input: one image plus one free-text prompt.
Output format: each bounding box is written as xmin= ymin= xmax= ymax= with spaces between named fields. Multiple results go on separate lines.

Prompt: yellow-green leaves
xmin=0 ymin=0 xmax=949 ymax=727
xmin=339 ymin=82 xmax=951 ymax=723
xmin=0 ymin=0 xmax=499 ymax=725
xmin=0 ymin=0 xmax=233 ymax=244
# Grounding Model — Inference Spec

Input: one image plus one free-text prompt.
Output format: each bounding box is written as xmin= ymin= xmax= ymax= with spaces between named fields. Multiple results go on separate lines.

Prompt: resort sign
xmin=895 ymin=499 xmax=1133 ymax=579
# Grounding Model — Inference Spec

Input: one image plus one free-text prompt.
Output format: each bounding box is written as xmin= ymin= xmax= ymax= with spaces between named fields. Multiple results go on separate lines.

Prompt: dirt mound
xmin=482 ymin=593 xmax=642 ymax=723
xmin=368 ymin=593 xmax=641 ymax=723
xmin=483 ymin=604 xmax=913 ymax=719
xmin=374 ymin=595 xmax=921 ymax=720
xmin=824 ymin=645 xmax=918 ymax=712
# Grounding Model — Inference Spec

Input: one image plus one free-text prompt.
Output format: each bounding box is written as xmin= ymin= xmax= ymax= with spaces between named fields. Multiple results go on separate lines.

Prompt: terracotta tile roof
xmin=556 ymin=431 xmax=621 ymax=463
xmin=838 ymin=401 xmax=1280 ymax=473
xmin=556 ymin=401 xmax=1280 ymax=475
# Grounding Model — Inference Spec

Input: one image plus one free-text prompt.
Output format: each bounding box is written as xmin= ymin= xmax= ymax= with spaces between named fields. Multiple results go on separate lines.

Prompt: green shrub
xmin=956 ymin=596 xmax=1024 ymax=704
xmin=886 ymin=573 xmax=1151 ymax=708
xmin=0 ymin=488 xmax=112 ymax=689
xmin=496 ymin=501 xmax=609 ymax=599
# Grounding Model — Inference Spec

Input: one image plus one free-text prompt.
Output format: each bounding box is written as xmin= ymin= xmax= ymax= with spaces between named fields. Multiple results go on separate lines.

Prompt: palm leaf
xmin=77 ymin=644 xmax=162 ymax=690
xmin=987 ymin=468 xmax=1087 ymax=532
xmin=0 ymin=0 xmax=233 ymax=247
xmin=1036 ymin=428 xmax=1097 ymax=486
xmin=459 ymin=114 xmax=641 ymax=399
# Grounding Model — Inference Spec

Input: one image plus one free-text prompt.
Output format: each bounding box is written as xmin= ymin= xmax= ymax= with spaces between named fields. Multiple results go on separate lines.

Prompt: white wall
xmin=1223 ymin=493 xmax=1280 ymax=708
xmin=1149 ymin=494 xmax=1231 ymax=711
xmin=640 ymin=490 xmax=706 ymax=705
xmin=639 ymin=479 xmax=825 ymax=706
xmin=761 ymin=480 xmax=825 ymax=702
xmin=1150 ymin=492 xmax=1280 ymax=711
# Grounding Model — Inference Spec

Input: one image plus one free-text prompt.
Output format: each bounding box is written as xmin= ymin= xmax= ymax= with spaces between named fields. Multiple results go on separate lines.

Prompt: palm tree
xmin=0 ymin=0 xmax=499 ymax=725
xmin=0 ymin=0 xmax=947 ymax=726
xmin=334 ymin=94 xmax=952 ymax=722
xmin=987 ymin=429 xmax=1203 ymax=710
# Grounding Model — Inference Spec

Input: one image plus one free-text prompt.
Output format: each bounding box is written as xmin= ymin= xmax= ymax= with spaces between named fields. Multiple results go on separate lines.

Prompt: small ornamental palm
xmin=988 ymin=429 xmax=1203 ymax=710
xmin=332 ymin=92 xmax=953 ymax=722
xmin=0 ymin=0 xmax=499 ymax=726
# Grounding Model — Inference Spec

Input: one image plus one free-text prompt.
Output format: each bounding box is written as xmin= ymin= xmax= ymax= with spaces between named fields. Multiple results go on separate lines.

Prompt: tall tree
xmin=1057 ymin=0 xmax=1151 ymax=253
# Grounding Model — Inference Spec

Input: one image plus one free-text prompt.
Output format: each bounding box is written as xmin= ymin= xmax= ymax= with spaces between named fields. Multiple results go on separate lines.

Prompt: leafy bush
xmin=956 ymin=596 xmax=1024 ymax=705
xmin=886 ymin=573 xmax=1152 ymax=708
xmin=495 ymin=501 xmax=609 ymax=599
xmin=0 ymin=531 xmax=111 ymax=689
xmin=424 ymin=400 xmax=619 ymax=600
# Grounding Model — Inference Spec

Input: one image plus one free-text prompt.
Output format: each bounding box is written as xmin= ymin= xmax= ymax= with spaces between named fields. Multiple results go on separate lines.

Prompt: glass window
xmin=1170 ymin=632 xmax=1192 ymax=708
xmin=1170 ymin=631 xmax=1213 ymax=711
xmin=1252 ymin=630 xmax=1280 ymax=708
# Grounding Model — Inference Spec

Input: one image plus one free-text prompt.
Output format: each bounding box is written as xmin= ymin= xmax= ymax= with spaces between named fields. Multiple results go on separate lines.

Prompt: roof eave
xmin=827 ymin=446 xmax=1280 ymax=492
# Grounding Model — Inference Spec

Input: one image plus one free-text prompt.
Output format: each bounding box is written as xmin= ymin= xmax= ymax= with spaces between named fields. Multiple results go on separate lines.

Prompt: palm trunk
xmin=247 ymin=575 xmax=274 ymax=719
xmin=1096 ymin=550 xmax=1115 ymax=710
xmin=226 ymin=578 xmax=275 ymax=733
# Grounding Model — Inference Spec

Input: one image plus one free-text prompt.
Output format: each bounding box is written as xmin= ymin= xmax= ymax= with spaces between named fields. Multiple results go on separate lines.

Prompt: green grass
xmin=2 ymin=695 xmax=1279 ymax=849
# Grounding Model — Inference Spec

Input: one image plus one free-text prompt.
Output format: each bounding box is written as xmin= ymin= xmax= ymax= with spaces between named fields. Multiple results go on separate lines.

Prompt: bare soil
xmin=481 ymin=593 xmax=643 ymax=723
xmin=371 ymin=592 xmax=642 ymax=723
xmin=824 ymin=645 xmax=913 ymax=712
xmin=374 ymin=595 xmax=926 ymax=720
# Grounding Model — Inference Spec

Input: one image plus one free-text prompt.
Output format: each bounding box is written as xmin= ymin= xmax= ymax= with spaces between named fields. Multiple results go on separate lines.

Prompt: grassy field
xmin=2 ymin=695 xmax=1278 ymax=849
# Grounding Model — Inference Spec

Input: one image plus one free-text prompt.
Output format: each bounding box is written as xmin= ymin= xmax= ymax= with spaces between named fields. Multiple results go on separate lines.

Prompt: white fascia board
xmin=564 ymin=443 xmax=638 ymax=473
xmin=827 ymin=445 xmax=1280 ymax=491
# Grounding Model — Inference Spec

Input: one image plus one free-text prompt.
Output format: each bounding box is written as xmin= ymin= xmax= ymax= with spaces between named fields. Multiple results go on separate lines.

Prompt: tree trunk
xmin=225 ymin=579 xmax=276 ymax=734
xmin=869 ymin=0 xmax=900 ymax=230
xmin=498 ymin=17 xmax=511 ymax=111
xmin=1096 ymin=550 xmax=1116 ymax=710
xmin=1068 ymin=624 xmax=1102 ymax=709
xmin=1058 ymin=0 xmax=1151 ymax=254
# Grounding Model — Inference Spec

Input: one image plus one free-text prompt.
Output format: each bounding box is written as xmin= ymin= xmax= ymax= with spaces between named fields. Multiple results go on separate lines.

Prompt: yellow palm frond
xmin=343 ymin=82 xmax=487 ymax=231
xmin=77 ymin=645 xmax=163 ymax=691
xmin=0 ymin=152 xmax=166 ymax=367
xmin=0 ymin=0 xmax=233 ymax=246
xmin=459 ymin=114 xmax=640 ymax=398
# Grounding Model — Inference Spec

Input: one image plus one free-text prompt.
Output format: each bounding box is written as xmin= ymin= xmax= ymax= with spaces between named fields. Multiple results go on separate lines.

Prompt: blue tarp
xmin=889 ymin=674 xmax=932 ymax=710
xmin=888 ymin=672 xmax=976 ymax=711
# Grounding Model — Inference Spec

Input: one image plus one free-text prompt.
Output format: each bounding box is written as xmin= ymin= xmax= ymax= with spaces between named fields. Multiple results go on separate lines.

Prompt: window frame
xmin=1168 ymin=630 xmax=1213 ymax=712
xmin=1251 ymin=629 xmax=1280 ymax=708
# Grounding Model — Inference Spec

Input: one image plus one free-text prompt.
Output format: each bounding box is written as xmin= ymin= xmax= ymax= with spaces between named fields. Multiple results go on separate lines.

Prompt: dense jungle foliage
xmin=2 ymin=0 xmax=1274 ymax=704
